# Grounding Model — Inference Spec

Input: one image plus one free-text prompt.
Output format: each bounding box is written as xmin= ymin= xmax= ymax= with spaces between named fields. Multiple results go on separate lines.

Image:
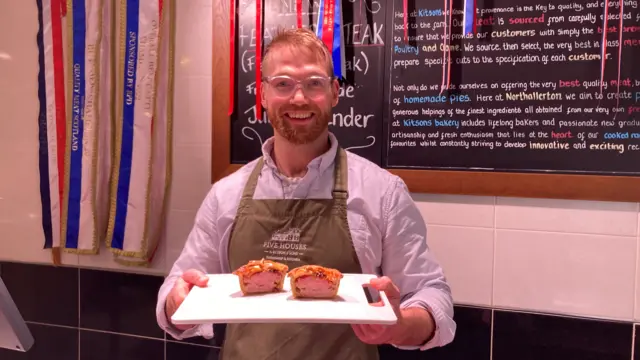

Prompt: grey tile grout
xmin=24 ymin=320 xmax=221 ymax=348
xmin=165 ymin=339 xmax=222 ymax=349
xmin=489 ymin=309 xmax=494 ymax=360
xmin=77 ymin=267 xmax=81 ymax=360
xmin=631 ymin=325 xmax=636 ymax=360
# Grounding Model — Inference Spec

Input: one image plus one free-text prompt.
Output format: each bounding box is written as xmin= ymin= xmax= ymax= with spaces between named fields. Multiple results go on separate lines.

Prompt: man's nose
xmin=289 ymin=87 xmax=309 ymax=104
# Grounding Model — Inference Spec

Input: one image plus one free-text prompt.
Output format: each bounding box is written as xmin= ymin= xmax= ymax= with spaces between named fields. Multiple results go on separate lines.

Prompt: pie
xmin=232 ymin=259 xmax=289 ymax=295
xmin=288 ymin=265 xmax=343 ymax=299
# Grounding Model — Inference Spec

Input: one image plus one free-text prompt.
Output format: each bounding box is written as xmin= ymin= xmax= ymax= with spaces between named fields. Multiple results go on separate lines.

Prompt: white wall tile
xmin=494 ymin=229 xmax=636 ymax=321
xmin=77 ymin=241 xmax=166 ymax=276
xmin=169 ymin=144 xmax=212 ymax=211
xmin=165 ymin=209 xmax=198 ymax=271
xmin=173 ymin=76 xmax=212 ymax=145
xmin=0 ymin=217 xmax=79 ymax=266
xmin=174 ymin=0 xmax=212 ymax=77
xmin=413 ymin=194 xmax=495 ymax=228
xmin=427 ymin=225 xmax=494 ymax=307
xmin=496 ymin=197 xmax=639 ymax=237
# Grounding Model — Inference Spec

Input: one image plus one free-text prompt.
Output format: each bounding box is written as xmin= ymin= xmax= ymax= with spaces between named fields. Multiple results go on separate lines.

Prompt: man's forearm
xmin=394 ymin=307 xmax=436 ymax=346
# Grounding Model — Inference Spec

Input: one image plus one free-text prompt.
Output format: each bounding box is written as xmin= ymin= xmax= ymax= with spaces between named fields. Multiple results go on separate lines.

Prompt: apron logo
xmin=263 ymin=228 xmax=307 ymax=262
xmin=270 ymin=228 xmax=301 ymax=242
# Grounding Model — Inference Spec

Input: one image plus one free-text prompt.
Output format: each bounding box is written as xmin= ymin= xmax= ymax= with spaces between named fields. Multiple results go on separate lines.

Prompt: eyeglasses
xmin=262 ymin=75 xmax=333 ymax=98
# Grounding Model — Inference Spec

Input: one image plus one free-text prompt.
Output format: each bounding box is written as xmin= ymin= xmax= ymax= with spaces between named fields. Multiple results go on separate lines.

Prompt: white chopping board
xmin=171 ymin=273 xmax=398 ymax=325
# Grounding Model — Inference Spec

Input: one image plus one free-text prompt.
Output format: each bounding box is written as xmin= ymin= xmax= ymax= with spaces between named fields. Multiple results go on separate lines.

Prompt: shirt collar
xmin=261 ymin=132 xmax=339 ymax=177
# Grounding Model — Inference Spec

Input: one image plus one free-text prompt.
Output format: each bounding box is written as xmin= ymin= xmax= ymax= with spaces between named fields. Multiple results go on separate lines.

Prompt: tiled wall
xmin=1 ymin=261 xmax=638 ymax=360
xmin=2 ymin=0 xmax=640 ymax=359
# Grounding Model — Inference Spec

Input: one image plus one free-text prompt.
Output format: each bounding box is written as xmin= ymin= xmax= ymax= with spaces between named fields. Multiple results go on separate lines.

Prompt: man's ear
xmin=331 ymin=78 xmax=340 ymax=107
xmin=260 ymin=82 xmax=267 ymax=108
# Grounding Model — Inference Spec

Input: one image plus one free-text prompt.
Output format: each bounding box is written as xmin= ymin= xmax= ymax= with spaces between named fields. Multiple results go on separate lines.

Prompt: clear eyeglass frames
xmin=262 ymin=75 xmax=333 ymax=98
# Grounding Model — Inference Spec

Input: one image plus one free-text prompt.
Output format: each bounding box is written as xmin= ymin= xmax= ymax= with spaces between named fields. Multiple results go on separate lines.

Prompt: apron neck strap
xmin=241 ymin=157 xmax=265 ymax=200
xmin=331 ymin=148 xmax=349 ymax=200
xmin=240 ymin=147 xmax=349 ymax=201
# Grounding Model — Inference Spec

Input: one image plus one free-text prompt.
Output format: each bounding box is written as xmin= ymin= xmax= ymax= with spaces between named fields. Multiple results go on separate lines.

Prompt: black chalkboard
xmin=385 ymin=0 xmax=640 ymax=175
xmin=230 ymin=0 xmax=640 ymax=176
xmin=231 ymin=0 xmax=386 ymax=165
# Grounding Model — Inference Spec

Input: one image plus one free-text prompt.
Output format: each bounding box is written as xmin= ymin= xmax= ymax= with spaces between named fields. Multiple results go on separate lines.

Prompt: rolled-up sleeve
xmin=156 ymin=188 xmax=222 ymax=341
xmin=381 ymin=178 xmax=456 ymax=350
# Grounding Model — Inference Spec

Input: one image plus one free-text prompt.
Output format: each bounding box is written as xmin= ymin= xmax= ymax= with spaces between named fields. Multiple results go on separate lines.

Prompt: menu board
xmin=230 ymin=0 xmax=640 ymax=176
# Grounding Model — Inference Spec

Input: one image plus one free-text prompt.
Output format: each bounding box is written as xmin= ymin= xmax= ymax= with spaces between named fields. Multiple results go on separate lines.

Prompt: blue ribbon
xmin=316 ymin=0 xmax=344 ymax=79
xmin=332 ymin=0 xmax=343 ymax=79
xmin=315 ymin=0 xmax=325 ymax=46
xmin=462 ymin=0 xmax=475 ymax=35
xmin=67 ymin=0 xmax=87 ymax=249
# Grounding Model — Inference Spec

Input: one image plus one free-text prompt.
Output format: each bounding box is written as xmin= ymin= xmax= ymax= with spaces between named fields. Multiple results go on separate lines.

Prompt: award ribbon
xmin=229 ymin=0 xmax=235 ymax=115
xmin=255 ymin=0 xmax=262 ymax=120
xmin=107 ymin=0 xmax=175 ymax=267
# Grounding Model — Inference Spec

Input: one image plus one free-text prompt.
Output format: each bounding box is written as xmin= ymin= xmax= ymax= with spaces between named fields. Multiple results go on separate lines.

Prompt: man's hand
xmin=351 ymin=277 xmax=435 ymax=346
xmin=165 ymin=269 xmax=209 ymax=330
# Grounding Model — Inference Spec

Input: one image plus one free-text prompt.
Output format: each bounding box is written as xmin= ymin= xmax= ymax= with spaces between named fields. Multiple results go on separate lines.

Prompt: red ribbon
xmin=403 ymin=0 xmax=408 ymax=42
xmin=447 ymin=0 xmax=452 ymax=88
xmin=616 ymin=0 xmax=624 ymax=109
xmin=296 ymin=0 xmax=302 ymax=28
xmin=321 ymin=0 xmax=335 ymax=52
xmin=229 ymin=0 xmax=235 ymax=115
xmin=441 ymin=0 xmax=452 ymax=93
xmin=600 ymin=0 xmax=609 ymax=94
xmin=60 ymin=0 xmax=67 ymax=16
xmin=256 ymin=0 xmax=262 ymax=120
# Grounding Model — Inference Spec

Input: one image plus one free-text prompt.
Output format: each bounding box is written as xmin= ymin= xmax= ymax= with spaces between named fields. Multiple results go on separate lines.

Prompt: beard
xmin=267 ymin=105 xmax=331 ymax=145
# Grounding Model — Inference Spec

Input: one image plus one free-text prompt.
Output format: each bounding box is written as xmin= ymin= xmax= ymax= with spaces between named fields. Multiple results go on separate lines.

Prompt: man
xmin=156 ymin=27 xmax=456 ymax=359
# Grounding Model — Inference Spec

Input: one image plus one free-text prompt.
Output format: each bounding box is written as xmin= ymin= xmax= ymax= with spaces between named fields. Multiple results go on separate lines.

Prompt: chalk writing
xmin=387 ymin=0 xmax=640 ymax=173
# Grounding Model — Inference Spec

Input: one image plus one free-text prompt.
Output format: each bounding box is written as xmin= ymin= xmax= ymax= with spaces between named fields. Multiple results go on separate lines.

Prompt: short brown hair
xmin=261 ymin=27 xmax=334 ymax=77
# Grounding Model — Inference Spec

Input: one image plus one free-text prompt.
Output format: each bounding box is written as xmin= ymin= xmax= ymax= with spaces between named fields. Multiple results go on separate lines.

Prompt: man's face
xmin=261 ymin=46 xmax=339 ymax=145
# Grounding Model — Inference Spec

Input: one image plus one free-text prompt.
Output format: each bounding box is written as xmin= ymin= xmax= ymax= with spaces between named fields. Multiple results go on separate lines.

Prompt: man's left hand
xmin=351 ymin=276 xmax=406 ymax=345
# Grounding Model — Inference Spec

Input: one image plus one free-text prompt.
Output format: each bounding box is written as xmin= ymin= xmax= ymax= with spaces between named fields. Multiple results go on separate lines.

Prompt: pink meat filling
xmin=295 ymin=276 xmax=337 ymax=298
xmin=243 ymin=271 xmax=282 ymax=293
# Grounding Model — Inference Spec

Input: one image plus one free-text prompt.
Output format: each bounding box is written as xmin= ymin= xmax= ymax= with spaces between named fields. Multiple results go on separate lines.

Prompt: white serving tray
xmin=171 ymin=273 xmax=398 ymax=325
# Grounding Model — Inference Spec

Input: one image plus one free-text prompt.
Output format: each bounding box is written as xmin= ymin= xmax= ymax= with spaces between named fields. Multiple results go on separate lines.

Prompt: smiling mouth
xmin=284 ymin=111 xmax=314 ymax=123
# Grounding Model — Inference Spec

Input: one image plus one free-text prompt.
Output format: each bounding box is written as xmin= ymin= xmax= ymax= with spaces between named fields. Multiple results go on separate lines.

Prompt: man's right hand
xmin=165 ymin=269 xmax=209 ymax=330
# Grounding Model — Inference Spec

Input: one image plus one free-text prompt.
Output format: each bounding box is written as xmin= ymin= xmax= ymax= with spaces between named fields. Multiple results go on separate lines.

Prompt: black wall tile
xmin=167 ymin=341 xmax=220 ymax=360
xmin=0 ymin=323 xmax=78 ymax=360
xmin=167 ymin=324 xmax=225 ymax=347
xmin=79 ymin=268 xmax=164 ymax=338
xmin=378 ymin=305 xmax=492 ymax=360
xmin=0 ymin=262 xmax=78 ymax=327
xmin=79 ymin=330 xmax=164 ymax=360
xmin=493 ymin=310 xmax=633 ymax=360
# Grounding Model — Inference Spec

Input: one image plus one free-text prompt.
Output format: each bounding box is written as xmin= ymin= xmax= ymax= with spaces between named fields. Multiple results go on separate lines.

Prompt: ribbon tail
xmin=316 ymin=0 xmax=324 ymax=38
xmin=340 ymin=0 xmax=346 ymax=78
xmin=403 ymin=0 xmax=408 ymax=42
xmin=472 ymin=0 xmax=477 ymax=34
xmin=600 ymin=0 xmax=609 ymax=94
xmin=440 ymin=0 xmax=447 ymax=94
xmin=463 ymin=0 xmax=474 ymax=35
xmin=333 ymin=0 xmax=343 ymax=79
xmin=615 ymin=0 xmax=623 ymax=110
xmin=229 ymin=0 xmax=235 ymax=115
xmin=296 ymin=0 xmax=302 ymax=28
xmin=447 ymin=0 xmax=452 ymax=88
xmin=255 ymin=0 xmax=262 ymax=121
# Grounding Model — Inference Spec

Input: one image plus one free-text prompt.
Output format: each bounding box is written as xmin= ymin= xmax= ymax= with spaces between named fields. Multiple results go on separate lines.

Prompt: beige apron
xmin=220 ymin=148 xmax=380 ymax=360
